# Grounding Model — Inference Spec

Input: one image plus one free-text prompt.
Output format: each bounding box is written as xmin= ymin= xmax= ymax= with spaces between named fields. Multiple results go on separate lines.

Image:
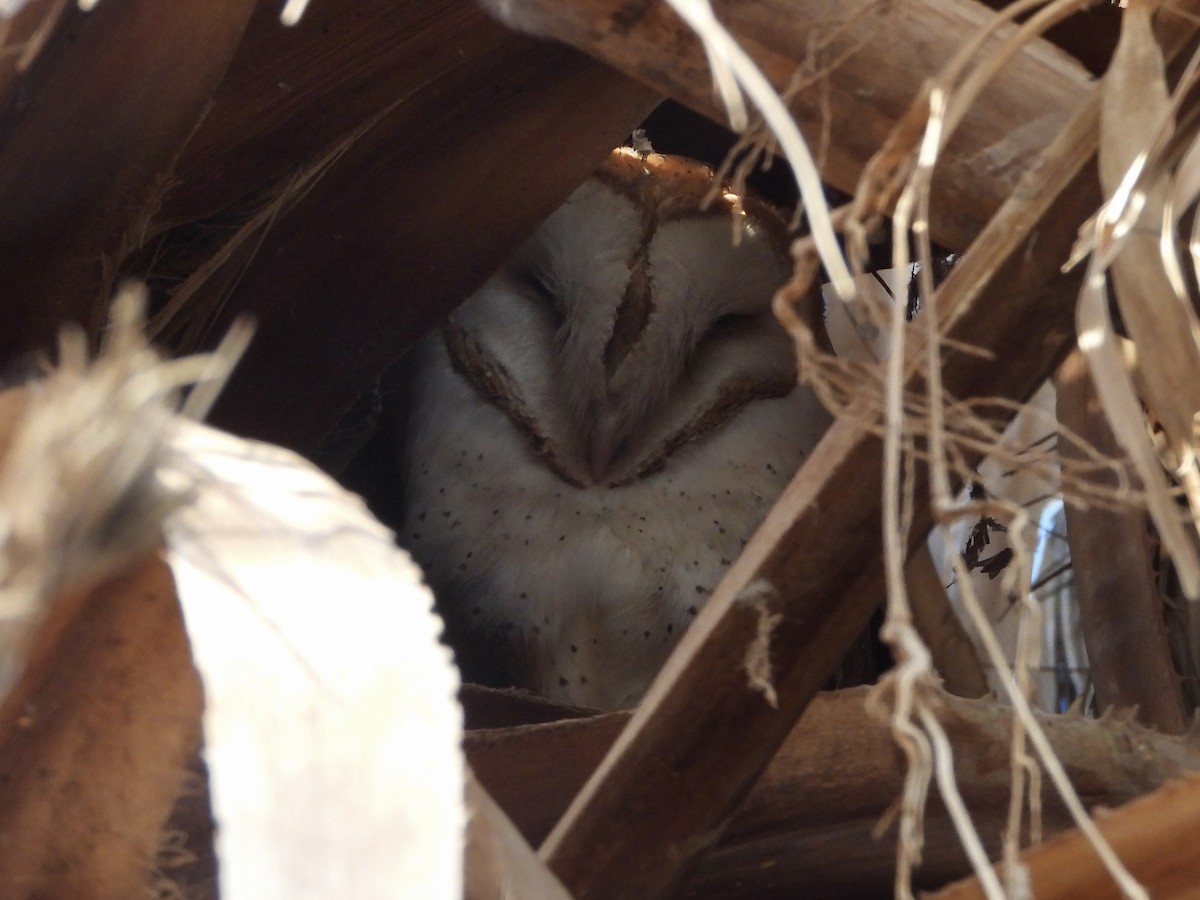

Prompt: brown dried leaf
xmin=1171 ymin=131 xmax=1200 ymax=214
xmin=1101 ymin=1 xmax=1200 ymax=456
xmin=1173 ymin=131 xmax=1200 ymax=294
xmin=1092 ymin=0 xmax=1200 ymax=597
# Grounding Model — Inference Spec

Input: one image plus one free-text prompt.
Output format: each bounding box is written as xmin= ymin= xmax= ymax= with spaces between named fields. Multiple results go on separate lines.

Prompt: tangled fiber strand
xmin=0 ymin=284 xmax=250 ymax=697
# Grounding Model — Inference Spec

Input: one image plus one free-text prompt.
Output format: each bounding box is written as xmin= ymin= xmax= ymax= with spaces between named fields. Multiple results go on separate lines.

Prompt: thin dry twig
xmin=1075 ymin=0 xmax=1200 ymax=609
xmin=884 ymin=3 xmax=1150 ymax=893
xmin=145 ymin=95 xmax=409 ymax=352
xmin=773 ymin=1 xmax=1155 ymax=897
xmin=660 ymin=0 xmax=854 ymax=297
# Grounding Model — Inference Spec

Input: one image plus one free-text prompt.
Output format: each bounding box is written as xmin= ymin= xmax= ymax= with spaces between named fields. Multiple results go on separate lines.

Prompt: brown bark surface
xmin=1056 ymin=350 xmax=1188 ymax=734
xmin=465 ymin=772 xmax=574 ymax=900
xmin=467 ymin=686 xmax=1200 ymax=899
xmin=0 ymin=554 xmax=203 ymax=898
xmin=534 ymin=57 xmax=1105 ymax=900
xmin=480 ymin=0 xmax=1094 ymax=253
xmin=932 ymin=771 xmax=1200 ymax=900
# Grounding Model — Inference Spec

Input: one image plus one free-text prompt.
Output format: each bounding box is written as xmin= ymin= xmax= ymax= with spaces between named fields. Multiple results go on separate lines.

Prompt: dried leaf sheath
xmin=0 ymin=292 xmax=192 ymax=692
xmin=931 ymin=772 xmax=1200 ymax=900
xmin=466 ymin=685 xmax=1200 ymax=898
xmin=0 ymin=293 xmax=214 ymax=897
xmin=1056 ymin=349 xmax=1188 ymax=734
xmin=1086 ymin=1 xmax=1200 ymax=598
xmin=0 ymin=293 xmax=468 ymax=897
xmin=165 ymin=420 xmax=465 ymax=899
xmin=0 ymin=551 xmax=202 ymax=899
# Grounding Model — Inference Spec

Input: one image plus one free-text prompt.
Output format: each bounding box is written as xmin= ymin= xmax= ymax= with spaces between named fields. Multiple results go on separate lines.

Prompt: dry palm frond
xmin=280 ymin=0 xmax=309 ymax=26
xmin=0 ymin=285 xmax=250 ymax=697
xmin=774 ymin=1 xmax=1164 ymax=897
xmin=877 ymin=3 xmax=1151 ymax=894
xmin=0 ymin=288 xmax=463 ymax=897
xmin=659 ymin=0 xmax=854 ymax=298
xmin=1076 ymin=0 xmax=1200 ymax=611
xmin=143 ymin=95 xmax=405 ymax=354
xmin=164 ymin=419 xmax=464 ymax=899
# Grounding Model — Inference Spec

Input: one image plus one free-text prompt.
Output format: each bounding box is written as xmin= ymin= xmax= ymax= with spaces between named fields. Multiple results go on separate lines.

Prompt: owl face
xmin=445 ymin=148 xmax=800 ymax=488
xmin=399 ymin=148 xmax=830 ymax=707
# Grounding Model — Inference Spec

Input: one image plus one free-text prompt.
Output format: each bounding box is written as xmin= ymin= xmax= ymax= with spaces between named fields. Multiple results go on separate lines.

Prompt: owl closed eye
xmin=397 ymin=147 xmax=830 ymax=709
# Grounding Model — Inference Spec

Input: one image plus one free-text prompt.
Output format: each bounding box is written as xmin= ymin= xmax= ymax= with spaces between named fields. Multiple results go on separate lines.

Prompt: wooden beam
xmin=929 ymin=772 xmax=1200 ymax=900
xmin=479 ymin=0 xmax=1094 ymax=253
xmin=535 ymin=43 xmax=1109 ymax=900
xmin=905 ymin=546 xmax=989 ymax=699
xmin=1056 ymin=350 xmax=1189 ymax=734
xmin=466 ymin=687 xmax=1200 ymax=898
xmin=465 ymin=773 xmax=574 ymax=900
xmin=533 ymin=7 xmax=1200 ymax=893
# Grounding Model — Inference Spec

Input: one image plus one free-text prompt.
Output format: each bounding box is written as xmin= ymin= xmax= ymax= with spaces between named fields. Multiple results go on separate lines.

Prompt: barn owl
xmin=397 ymin=147 xmax=830 ymax=709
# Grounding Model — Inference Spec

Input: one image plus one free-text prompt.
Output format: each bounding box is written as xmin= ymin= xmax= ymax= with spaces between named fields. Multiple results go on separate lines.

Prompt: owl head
xmin=445 ymin=148 xmax=817 ymax=488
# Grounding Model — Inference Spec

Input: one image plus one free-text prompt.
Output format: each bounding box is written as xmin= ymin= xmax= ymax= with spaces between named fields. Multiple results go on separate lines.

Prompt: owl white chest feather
xmin=398 ymin=150 xmax=830 ymax=709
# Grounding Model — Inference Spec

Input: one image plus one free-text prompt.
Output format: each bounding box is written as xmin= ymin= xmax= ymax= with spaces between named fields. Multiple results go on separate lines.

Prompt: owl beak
xmin=588 ymin=415 xmax=618 ymax=484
